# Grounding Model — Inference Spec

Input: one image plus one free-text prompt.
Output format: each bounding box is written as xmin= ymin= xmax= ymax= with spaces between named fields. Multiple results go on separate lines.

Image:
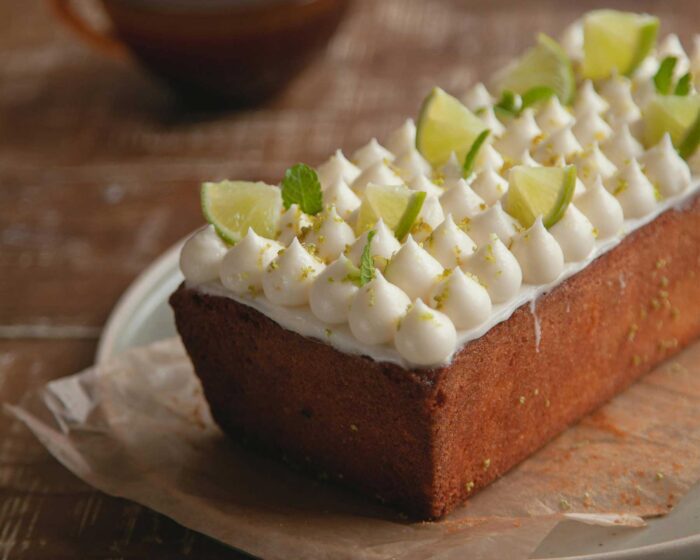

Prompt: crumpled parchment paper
xmin=5 ymin=337 xmax=700 ymax=560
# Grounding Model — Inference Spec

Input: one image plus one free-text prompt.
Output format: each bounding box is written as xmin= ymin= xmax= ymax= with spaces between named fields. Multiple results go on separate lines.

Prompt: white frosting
xmin=518 ymin=149 xmax=541 ymax=167
xmin=608 ymin=159 xmax=658 ymax=219
xmin=394 ymin=299 xmax=457 ymax=366
xmin=180 ymin=225 xmax=228 ymax=285
xmin=479 ymin=106 xmax=505 ymax=137
xmin=309 ymin=255 xmax=359 ymax=324
xmin=559 ymin=20 xmax=583 ymax=61
xmin=471 ymin=168 xmax=508 ymax=205
xmin=440 ymin=152 xmax=463 ymax=182
xmin=426 ymin=214 xmax=477 ymax=268
xmin=193 ymin=180 xmax=699 ymax=368
xmin=278 ymin=204 xmax=313 ymax=245
xmin=535 ymin=124 xmax=582 ymax=163
xmin=510 ymin=218 xmax=564 ymax=284
xmin=692 ymin=35 xmax=700 ymax=89
xmin=572 ymin=109 xmax=613 ymax=147
xmin=322 ymin=177 xmax=361 ymax=220
xmin=413 ymin=194 xmax=445 ymax=242
xmin=351 ymin=161 xmax=402 ymax=193
xmin=463 ymin=235 xmax=522 ymax=303
xmin=262 ymin=238 xmax=324 ymax=306
xmin=640 ymin=133 xmax=691 ymax=198
xmin=549 ymin=205 xmax=596 ymax=262
xmin=348 ymin=270 xmax=410 ymax=345
xmin=536 ymin=96 xmax=574 ymax=135
xmin=575 ymin=142 xmax=617 ymax=187
xmin=601 ymin=122 xmax=644 ymax=167
xmin=428 ymin=267 xmax=491 ymax=330
xmin=495 ymin=108 xmax=543 ymax=161
xmin=574 ymin=176 xmax=624 ymax=239
xmin=408 ymin=173 xmax=444 ymax=198
xmin=306 ymin=206 xmax=356 ymax=262
xmin=633 ymin=55 xmax=659 ymax=83
xmin=600 ymin=75 xmax=641 ymax=124
xmin=475 ymin=143 xmax=505 ymax=174
xmin=346 ymin=219 xmax=400 ymax=268
xmin=317 ymin=149 xmax=361 ymax=188
xmin=463 ymin=82 xmax=494 ymax=112
xmin=631 ymin=60 xmax=657 ymax=108
xmin=574 ymin=80 xmax=609 ymax=117
xmin=467 ymin=201 xmax=518 ymax=247
xmin=439 ymin=179 xmax=486 ymax=222
xmin=385 ymin=235 xmax=443 ymax=300
xmin=219 ymin=229 xmax=283 ymax=295
xmin=393 ymin=148 xmax=432 ymax=180
xmin=386 ymin=119 xmax=416 ymax=156
xmin=352 ymin=138 xmax=394 ymax=169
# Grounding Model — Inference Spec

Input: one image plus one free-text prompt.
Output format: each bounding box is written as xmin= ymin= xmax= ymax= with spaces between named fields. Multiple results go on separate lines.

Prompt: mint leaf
xmin=678 ymin=109 xmax=700 ymax=160
xmin=281 ymin=163 xmax=323 ymax=215
xmin=521 ymin=86 xmax=556 ymax=109
xmin=675 ymin=73 xmax=692 ymax=96
xmin=394 ymin=191 xmax=426 ymax=241
xmin=462 ymin=129 xmax=491 ymax=178
xmin=359 ymin=230 xmax=377 ymax=286
xmin=653 ymin=56 xmax=677 ymax=95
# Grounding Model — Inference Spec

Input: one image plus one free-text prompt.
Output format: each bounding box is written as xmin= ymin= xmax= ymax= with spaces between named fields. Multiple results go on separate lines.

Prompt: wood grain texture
xmin=1 ymin=0 xmax=700 ymax=557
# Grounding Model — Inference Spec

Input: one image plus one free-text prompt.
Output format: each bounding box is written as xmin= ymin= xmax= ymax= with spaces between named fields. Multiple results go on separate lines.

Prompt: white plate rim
xmin=98 ymin=239 xmax=700 ymax=560
xmin=96 ymin=237 xmax=185 ymax=364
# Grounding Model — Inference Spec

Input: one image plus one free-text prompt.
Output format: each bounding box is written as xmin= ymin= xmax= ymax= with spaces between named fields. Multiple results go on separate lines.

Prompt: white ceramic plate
xmin=97 ymin=240 xmax=700 ymax=560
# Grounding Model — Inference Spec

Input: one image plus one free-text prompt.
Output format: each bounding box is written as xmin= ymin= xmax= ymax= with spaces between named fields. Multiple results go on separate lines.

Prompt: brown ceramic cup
xmin=49 ymin=0 xmax=350 ymax=107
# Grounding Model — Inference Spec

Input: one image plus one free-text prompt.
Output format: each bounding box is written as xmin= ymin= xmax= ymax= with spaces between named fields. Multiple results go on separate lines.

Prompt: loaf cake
xmin=170 ymin=11 xmax=700 ymax=519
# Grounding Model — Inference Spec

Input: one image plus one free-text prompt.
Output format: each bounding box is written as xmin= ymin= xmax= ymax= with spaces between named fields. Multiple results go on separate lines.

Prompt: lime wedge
xmin=582 ymin=10 xmax=659 ymax=80
xmin=416 ymin=87 xmax=488 ymax=168
xmin=356 ymin=183 xmax=413 ymax=234
xmin=494 ymin=34 xmax=575 ymax=105
xmin=642 ymin=94 xmax=700 ymax=148
xmin=504 ymin=165 xmax=577 ymax=228
xmin=201 ymin=180 xmax=282 ymax=243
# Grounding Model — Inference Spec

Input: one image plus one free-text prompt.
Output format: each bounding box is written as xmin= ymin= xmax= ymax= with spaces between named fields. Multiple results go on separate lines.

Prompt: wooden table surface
xmin=1 ymin=0 xmax=699 ymax=557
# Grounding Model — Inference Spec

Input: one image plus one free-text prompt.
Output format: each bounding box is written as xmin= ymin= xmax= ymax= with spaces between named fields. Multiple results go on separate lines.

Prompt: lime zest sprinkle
xmin=281 ymin=163 xmax=323 ymax=215
xmin=613 ymin=179 xmax=629 ymax=196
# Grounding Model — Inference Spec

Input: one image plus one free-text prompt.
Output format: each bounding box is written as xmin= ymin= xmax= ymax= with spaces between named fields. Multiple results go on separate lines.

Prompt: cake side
xmin=171 ymin=193 xmax=700 ymax=519
xmin=170 ymin=285 xmax=440 ymax=514
xmin=431 ymin=193 xmax=700 ymax=516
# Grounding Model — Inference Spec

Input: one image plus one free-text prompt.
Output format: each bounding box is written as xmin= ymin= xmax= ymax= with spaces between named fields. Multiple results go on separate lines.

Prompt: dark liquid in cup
xmin=101 ymin=0 xmax=350 ymax=107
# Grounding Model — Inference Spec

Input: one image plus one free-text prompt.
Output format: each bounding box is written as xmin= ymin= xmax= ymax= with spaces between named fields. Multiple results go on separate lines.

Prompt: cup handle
xmin=48 ymin=0 xmax=128 ymax=59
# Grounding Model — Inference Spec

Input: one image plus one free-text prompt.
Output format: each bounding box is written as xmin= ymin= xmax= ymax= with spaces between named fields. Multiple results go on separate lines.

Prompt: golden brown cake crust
xmin=171 ymin=194 xmax=700 ymax=519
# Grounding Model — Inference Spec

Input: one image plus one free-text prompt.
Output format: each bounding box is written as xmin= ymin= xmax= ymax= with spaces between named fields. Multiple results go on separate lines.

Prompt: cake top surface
xmin=179 ymin=10 xmax=700 ymax=368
